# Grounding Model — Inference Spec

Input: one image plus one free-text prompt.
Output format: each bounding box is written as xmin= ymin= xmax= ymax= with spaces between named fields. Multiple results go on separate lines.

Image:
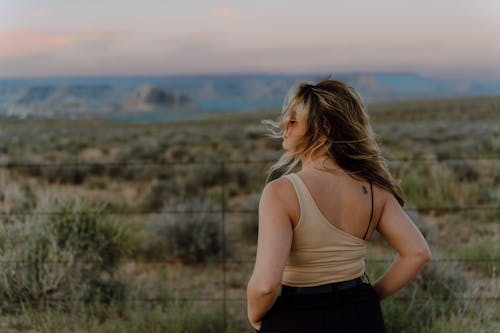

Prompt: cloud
xmin=0 ymin=31 xmax=74 ymax=57
xmin=211 ymin=8 xmax=234 ymax=20
xmin=0 ymin=30 xmax=126 ymax=57
xmin=161 ymin=31 xmax=222 ymax=45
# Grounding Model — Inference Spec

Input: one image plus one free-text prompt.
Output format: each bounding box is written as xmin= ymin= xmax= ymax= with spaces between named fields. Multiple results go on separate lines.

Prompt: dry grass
xmin=0 ymin=96 xmax=499 ymax=332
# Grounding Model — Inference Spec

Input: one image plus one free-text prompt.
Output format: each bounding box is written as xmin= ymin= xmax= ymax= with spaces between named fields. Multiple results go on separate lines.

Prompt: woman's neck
xmin=301 ymin=156 xmax=342 ymax=173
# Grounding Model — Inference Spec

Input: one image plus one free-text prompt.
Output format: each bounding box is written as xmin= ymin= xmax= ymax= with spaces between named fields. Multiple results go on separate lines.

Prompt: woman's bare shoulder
xmin=372 ymin=183 xmax=392 ymax=201
xmin=261 ymin=176 xmax=300 ymax=224
xmin=262 ymin=175 xmax=296 ymax=199
xmin=371 ymin=183 xmax=399 ymax=215
xmin=370 ymin=183 xmax=406 ymax=223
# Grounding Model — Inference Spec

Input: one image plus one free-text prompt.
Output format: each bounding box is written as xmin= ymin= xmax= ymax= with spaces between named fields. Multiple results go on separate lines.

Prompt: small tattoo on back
xmin=362 ymin=185 xmax=368 ymax=194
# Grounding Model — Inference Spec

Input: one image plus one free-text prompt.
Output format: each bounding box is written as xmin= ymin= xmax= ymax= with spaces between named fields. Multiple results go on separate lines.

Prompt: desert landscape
xmin=0 ymin=95 xmax=498 ymax=332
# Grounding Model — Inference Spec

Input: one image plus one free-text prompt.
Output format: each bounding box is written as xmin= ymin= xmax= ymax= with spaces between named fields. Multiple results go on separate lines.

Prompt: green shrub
xmin=236 ymin=192 xmax=260 ymax=244
xmin=140 ymin=179 xmax=180 ymax=211
xmin=144 ymin=198 xmax=229 ymax=263
xmin=456 ymin=239 xmax=499 ymax=276
xmin=49 ymin=200 xmax=131 ymax=272
xmin=140 ymin=170 xmax=224 ymax=213
xmin=15 ymin=299 xmax=225 ymax=333
xmin=42 ymin=164 xmax=91 ymax=184
xmin=371 ymin=261 xmax=468 ymax=333
xmin=165 ymin=216 xmax=222 ymax=263
xmin=193 ymin=165 xmax=222 ymax=189
xmin=82 ymin=279 xmax=128 ymax=305
xmin=446 ymin=161 xmax=480 ymax=182
xmin=400 ymin=163 xmax=458 ymax=210
xmin=240 ymin=214 xmax=259 ymax=245
xmin=84 ymin=177 xmax=108 ymax=190
xmin=0 ymin=199 xmax=135 ymax=311
xmin=11 ymin=184 xmax=37 ymax=213
xmin=494 ymin=174 xmax=500 ymax=186
xmin=141 ymin=300 xmax=225 ymax=333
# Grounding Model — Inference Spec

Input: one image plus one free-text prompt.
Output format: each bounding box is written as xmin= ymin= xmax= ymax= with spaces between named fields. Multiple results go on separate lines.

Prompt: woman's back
xmin=288 ymin=166 xmax=384 ymax=242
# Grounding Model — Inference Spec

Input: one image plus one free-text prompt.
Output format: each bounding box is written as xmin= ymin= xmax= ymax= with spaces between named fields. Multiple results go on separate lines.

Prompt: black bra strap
xmin=362 ymin=183 xmax=374 ymax=240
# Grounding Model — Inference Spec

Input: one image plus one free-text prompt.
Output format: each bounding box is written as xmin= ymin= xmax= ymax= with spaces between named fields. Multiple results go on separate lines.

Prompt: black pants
xmin=258 ymin=283 xmax=386 ymax=333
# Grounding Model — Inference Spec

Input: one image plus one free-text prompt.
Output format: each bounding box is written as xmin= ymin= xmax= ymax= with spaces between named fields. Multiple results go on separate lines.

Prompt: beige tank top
xmin=282 ymin=173 xmax=369 ymax=287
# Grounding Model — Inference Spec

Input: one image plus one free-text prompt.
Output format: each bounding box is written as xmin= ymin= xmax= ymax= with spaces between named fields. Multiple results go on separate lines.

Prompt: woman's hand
xmin=250 ymin=320 xmax=262 ymax=331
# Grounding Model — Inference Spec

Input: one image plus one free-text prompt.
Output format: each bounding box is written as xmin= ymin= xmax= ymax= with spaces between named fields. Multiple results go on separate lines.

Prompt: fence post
xmin=220 ymin=161 xmax=227 ymax=332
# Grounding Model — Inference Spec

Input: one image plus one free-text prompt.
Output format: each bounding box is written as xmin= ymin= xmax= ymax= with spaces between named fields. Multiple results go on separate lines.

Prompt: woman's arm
xmin=373 ymin=194 xmax=432 ymax=300
xmin=247 ymin=179 xmax=294 ymax=330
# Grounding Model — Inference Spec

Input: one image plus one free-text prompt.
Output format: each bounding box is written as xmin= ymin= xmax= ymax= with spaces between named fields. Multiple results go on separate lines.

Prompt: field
xmin=0 ymin=96 xmax=499 ymax=332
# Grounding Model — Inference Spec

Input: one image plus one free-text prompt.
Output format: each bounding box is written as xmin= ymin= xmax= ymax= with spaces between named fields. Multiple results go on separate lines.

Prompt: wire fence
xmin=0 ymin=157 xmax=498 ymax=330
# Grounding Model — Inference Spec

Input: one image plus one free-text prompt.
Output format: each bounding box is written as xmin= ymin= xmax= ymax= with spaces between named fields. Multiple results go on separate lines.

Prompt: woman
xmin=246 ymin=79 xmax=431 ymax=332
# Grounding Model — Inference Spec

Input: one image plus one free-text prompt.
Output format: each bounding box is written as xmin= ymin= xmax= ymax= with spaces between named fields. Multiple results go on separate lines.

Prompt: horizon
xmin=1 ymin=1 xmax=500 ymax=81
xmin=1 ymin=71 xmax=499 ymax=83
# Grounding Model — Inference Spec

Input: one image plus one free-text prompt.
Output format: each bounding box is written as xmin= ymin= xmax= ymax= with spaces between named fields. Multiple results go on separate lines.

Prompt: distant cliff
xmin=1 ymin=73 xmax=499 ymax=118
xmin=119 ymin=84 xmax=196 ymax=113
xmin=5 ymin=85 xmax=121 ymax=118
xmin=3 ymin=83 xmax=198 ymax=118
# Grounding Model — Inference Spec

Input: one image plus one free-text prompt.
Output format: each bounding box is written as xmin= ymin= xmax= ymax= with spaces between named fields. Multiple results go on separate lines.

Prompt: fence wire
xmin=0 ymin=158 xmax=499 ymax=330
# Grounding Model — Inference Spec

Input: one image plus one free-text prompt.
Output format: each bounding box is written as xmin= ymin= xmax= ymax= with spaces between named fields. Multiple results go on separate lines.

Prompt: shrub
xmin=17 ymin=299 xmax=225 ymax=333
xmin=236 ymin=192 xmax=261 ymax=244
xmin=456 ymin=239 xmax=499 ymax=276
xmin=140 ymin=300 xmax=225 ymax=333
xmin=446 ymin=161 xmax=480 ymax=182
xmin=368 ymin=260 xmax=468 ymax=333
xmin=42 ymin=164 xmax=91 ymax=184
xmin=84 ymin=177 xmax=108 ymax=190
xmin=48 ymin=200 xmax=132 ymax=272
xmin=140 ymin=179 xmax=180 ymax=211
xmin=165 ymin=215 xmax=221 ymax=263
xmin=400 ymin=163 xmax=458 ymax=210
xmin=240 ymin=215 xmax=259 ymax=245
xmin=143 ymin=198 xmax=229 ymax=263
xmin=82 ymin=279 xmax=128 ymax=305
xmin=11 ymin=184 xmax=37 ymax=213
xmin=0 ymin=199 xmax=135 ymax=311
xmin=494 ymin=174 xmax=500 ymax=186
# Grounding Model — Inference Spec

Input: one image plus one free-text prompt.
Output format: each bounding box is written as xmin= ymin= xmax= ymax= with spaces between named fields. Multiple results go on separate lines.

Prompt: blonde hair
xmin=264 ymin=78 xmax=404 ymax=206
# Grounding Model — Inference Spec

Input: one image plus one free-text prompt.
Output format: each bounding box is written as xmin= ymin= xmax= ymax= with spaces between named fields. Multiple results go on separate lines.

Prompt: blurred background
xmin=0 ymin=1 xmax=499 ymax=332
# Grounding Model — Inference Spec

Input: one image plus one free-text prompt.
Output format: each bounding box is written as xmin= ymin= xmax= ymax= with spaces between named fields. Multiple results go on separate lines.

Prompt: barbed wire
xmin=3 ymin=160 xmax=269 ymax=168
xmin=0 ymin=204 xmax=498 ymax=217
xmin=5 ymin=296 xmax=500 ymax=304
xmin=0 ymin=258 xmax=498 ymax=265
xmin=1 ymin=154 xmax=499 ymax=169
xmin=135 ymin=296 xmax=500 ymax=302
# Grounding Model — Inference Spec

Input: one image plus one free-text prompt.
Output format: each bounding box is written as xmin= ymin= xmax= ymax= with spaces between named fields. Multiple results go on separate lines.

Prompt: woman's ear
xmin=320 ymin=135 xmax=328 ymax=147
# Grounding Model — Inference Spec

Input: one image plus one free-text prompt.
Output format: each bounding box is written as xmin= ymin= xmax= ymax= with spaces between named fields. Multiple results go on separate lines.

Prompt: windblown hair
xmin=264 ymin=78 xmax=404 ymax=206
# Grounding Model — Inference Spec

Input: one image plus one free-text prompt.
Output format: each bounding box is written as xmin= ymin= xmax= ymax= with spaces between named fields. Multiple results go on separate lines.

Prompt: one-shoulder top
xmin=282 ymin=173 xmax=372 ymax=287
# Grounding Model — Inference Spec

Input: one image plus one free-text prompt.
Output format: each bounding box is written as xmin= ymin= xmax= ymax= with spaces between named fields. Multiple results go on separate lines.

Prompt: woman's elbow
xmin=401 ymin=245 xmax=431 ymax=268
xmin=416 ymin=246 xmax=432 ymax=266
xmin=247 ymin=276 xmax=281 ymax=297
xmin=255 ymin=284 xmax=280 ymax=297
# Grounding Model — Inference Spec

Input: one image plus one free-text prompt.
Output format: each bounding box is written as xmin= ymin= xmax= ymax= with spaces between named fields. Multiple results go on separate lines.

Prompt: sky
xmin=1 ymin=0 xmax=499 ymax=80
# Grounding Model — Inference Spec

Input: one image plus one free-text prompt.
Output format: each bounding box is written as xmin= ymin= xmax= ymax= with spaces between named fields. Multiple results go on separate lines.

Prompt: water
xmin=1 ymin=73 xmax=498 ymax=121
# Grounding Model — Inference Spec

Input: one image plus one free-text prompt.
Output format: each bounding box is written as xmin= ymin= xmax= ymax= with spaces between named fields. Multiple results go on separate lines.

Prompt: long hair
xmin=264 ymin=79 xmax=404 ymax=206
